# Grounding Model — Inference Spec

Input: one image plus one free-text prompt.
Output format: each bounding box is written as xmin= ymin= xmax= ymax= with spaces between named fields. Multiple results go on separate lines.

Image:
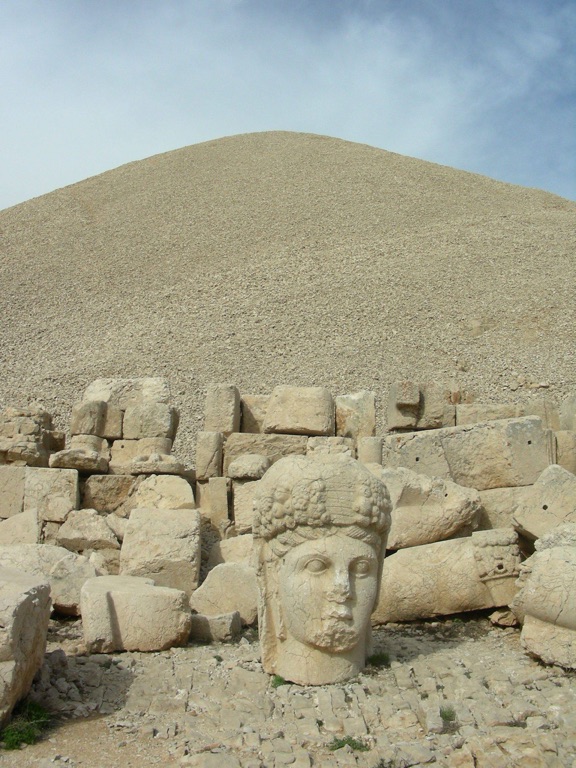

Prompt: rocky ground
xmin=2 ymin=613 xmax=574 ymax=767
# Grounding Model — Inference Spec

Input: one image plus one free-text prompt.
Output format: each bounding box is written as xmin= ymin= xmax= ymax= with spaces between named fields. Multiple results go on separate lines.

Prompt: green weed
xmin=271 ymin=674 xmax=288 ymax=688
xmin=0 ymin=700 xmax=51 ymax=750
xmin=366 ymin=652 xmax=390 ymax=668
xmin=329 ymin=735 xmax=369 ymax=752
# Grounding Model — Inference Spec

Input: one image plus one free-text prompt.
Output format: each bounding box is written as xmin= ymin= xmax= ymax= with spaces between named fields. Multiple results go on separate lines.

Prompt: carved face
xmin=277 ymin=532 xmax=379 ymax=653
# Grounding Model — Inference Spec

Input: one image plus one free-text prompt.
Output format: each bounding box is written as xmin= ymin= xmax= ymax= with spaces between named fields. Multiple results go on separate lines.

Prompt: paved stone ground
xmin=2 ymin=614 xmax=575 ymax=767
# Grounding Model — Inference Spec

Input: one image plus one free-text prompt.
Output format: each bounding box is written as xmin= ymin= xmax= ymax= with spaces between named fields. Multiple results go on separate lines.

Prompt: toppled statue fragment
xmin=253 ymin=455 xmax=391 ymax=685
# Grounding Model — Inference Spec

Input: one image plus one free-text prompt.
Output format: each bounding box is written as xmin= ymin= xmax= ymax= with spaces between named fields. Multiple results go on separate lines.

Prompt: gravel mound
xmin=1 ymin=131 xmax=575 ymax=461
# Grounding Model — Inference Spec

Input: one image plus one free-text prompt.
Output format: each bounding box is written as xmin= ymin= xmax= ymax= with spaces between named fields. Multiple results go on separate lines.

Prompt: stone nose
xmin=329 ymin=568 xmax=352 ymax=602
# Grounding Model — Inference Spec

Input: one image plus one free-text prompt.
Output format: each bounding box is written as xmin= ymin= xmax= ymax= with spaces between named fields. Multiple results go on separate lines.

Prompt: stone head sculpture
xmin=253 ymin=454 xmax=391 ymax=685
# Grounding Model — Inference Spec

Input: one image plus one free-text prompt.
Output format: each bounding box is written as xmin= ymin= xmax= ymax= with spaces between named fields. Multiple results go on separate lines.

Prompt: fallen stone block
xmin=387 ymin=381 xmax=420 ymax=431
xmin=457 ymin=399 xmax=560 ymax=430
xmin=206 ymin=534 xmax=254 ymax=570
xmin=105 ymin=513 xmax=128 ymax=542
xmin=555 ymin=430 xmax=576 ymax=474
xmin=0 ymin=544 xmax=97 ymax=616
xmin=377 ymin=466 xmax=480 ymax=548
xmin=373 ymin=529 xmax=521 ymax=623
xmin=49 ymin=435 xmax=110 ymax=473
xmin=81 ymin=474 xmax=135 ymax=514
xmin=108 ymin=438 xmax=172 ymax=473
xmin=232 ymin=481 xmax=259 ymax=534
xmin=82 ymin=377 xmax=171 ymax=408
xmin=190 ymin=563 xmax=258 ymax=625
xmin=0 ymin=509 xmax=42 ymax=545
xmin=0 ymin=567 xmax=51 ymax=726
xmin=88 ymin=548 xmax=120 ymax=576
xmin=189 ymin=611 xmax=242 ymax=643
xmin=382 ymin=430 xmax=450 ymax=479
xmin=416 ymin=382 xmax=455 ymax=430
xmin=240 ymin=394 xmax=270 ymax=434
xmin=357 ymin=436 xmax=382 ymax=464
xmin=81 ymin=575 xmax=192 ymax=652
xmin=560 ymin=393 xmax=576 ymax=431
xmin=227 ymin=453 xmax=270 ymax=480
xmin=120 ymin=508 xmax=201 ymax=595
xmin=306 ymin=436 xmax=355 ymax=457
xmin=56 ymin=509 xmax=120 ymax=552
xmin=196 ymin=431 xmax=224 ymax=480
xmin=0 ymin=407 xmax=63 ymax=468
xmin=0 ymin=466 xmax=25 ymax=519
xmin=204 ymin=384 xmax=241 ymax=436
xmin=129 ymin=454 xmax=185 ymax=475
xmin=117 ymin=474 xmax=195 ymax=517
xmin=70 ymin=400 xmax=106 ymax=437
xmin=23 ymin=467 xmax=79 ymax=523
xmin=196 ymin=477 xmax=230 ymax=530
xmin=512 ymin=464 xmax=576 ymax=541
xmin=123 ymin=403 xmax=179 ymax=440
xmin=263 ymin=385 xmax=335 ymax=436
xmin=335 ymin=391 xmax=375 ymax=440
xmin=223 ymin=433 xmax=307 ymax=474
xmin=477 ymin=486 xmax=532 ymax=530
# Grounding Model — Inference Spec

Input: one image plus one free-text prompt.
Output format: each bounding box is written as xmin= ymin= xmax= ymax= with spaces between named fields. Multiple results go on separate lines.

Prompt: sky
xmin=1 ymin=0 xmax=575 ymax=210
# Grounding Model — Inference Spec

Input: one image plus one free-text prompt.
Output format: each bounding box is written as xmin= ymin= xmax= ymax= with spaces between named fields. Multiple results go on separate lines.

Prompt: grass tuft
xmin=0 ymin=700 xmax=51 ymax=750
xmin=271 ymin=674 xmax=288 ymax=688
xmin=367 ymin=652 xmax=390 ymax=668
xmin=329 ymin=735 xmax=369 ymax=752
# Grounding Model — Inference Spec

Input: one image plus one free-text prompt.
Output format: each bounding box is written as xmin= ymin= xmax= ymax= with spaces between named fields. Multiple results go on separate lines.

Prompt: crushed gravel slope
xmin=1 ymin=131 xmax=575 ymax=460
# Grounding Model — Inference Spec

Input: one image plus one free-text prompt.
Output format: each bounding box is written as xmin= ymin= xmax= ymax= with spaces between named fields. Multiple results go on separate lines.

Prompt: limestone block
xmin=190 ymin=563 xmax=258 ymax=625
xmin=0 ymin=407 xmax=60 ymax=468
xmin=204 ymin=384 xmax=241 ymax=436
xmin=88 ymin=549 xmax=120 ymax=576
xmin=241 ymin=394 xmax=270 ymax=434
xmin=378 ymin=466 xmax=480 ymax=549
xmin=109 ymin=437 xmax=172 ymax=473
xmin=263 ymin=386 xmax=335 ymax=436
xmin=81 ymin=474 xmax=135 ymax=514
xmin=189 ymin=611 xmax=242 ymax=643
xmin=118 ymin=474 xmax=195 ymax=516
xmin=81 ymin=575 xmax=191 ymax=652
xmin=42 ymin=522 xmax=61 ymax=545
xmin=416 ymin=383 xmax=455 ymax=430
xmin=0 ymin=466 xmax=25 ymax=519
xmin=382 ymin=431 xmax=451 ymax=479
xmin=232 ymin=481 xmax=259 ymax=534
xmin=555 ymin=430 xmax=576 ymax=474
xmin=196 ymin=477 xmax=230 ymax=530
xmin=456 ymin=403 xmax=520 ymax=426
xmin=306 ymin=436 xmax=355 ymax=458
xmin=477 ymin=486 xmax=532 ymax=530
xmin=357 ymin=437 xmax=382 ymax=465
xmin=120 ymin=508 xmax=201 ymax=595
xmin=49 ymin=435 xmax=109 ymax=473
xmin=196 ymin=431 xmax=223 ymax=480
xmin=512 ymin=464 xmax=576 ymax=541
xmin=0 ymin=509 xmax=42 ymax=545
xmin=23 ymin=467 xmax=79 ymax=523
xmin=206 ymin=535 xmax=254 ymax=570
xmin=511 ymin=541 xmax=576 ymax=668
xmin=535 ymin=522 xmax=576 ymax=550
xmin=82 ymin=377 xmax=171 ymax=408
xmin=130 ymin=454 xmax=184 ymax=476
xmin=56 ymin=509 xmax=120 ymax=552
xmin=560 ymin=394 xmax=576 ymax=431
xmin=70 ymin=401 xmax=106 ymax=436
xmin=373 ymin=529 xmax=521 ymax=623
xmin=123 ymin=403 xmax=179 ymax=440
xmin=387 ymin=381 xmax=420 ymax=431
xmin=105 ymin=513 xmax=128 ymax=542
xmin=0 ymin=567 xmax=51 ymax=726
xmin=335 ymin=391 xmax=376 ymax=440
xmin=227 ymin=453 xmax=270 ymax=480
xmin=223 ymin=433 xmax=307 ymax=474
xmin=0 ymin=544 xmax=97 ymax=616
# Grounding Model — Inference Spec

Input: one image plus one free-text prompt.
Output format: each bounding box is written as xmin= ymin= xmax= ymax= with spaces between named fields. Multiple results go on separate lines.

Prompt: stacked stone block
xmin=0 ymin=407 xmax=64 ymax=467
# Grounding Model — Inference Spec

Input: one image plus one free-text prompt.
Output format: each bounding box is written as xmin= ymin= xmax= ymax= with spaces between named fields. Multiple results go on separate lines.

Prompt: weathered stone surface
xmin=382 ymin=430 xmax=450 ymax=479
xmin=190 ymin=563 xmax=258 ymax=626
xmin=232 ymin=481 xmax=259 ymax=534
xmin=81 ymin=575 xmax=191 ymax=652
xmin=227 ymin=453 xmax=270 ymax=480
xmin=477 ymin=486 xmax=532 ymax=530
xmin=223 ymin=433 xmax=307 ymax=474
xmin=50 ymin=435 xmax=109 ymax=473
xmin=253 ymin=455 xmax=391 ymax=686
xmin=306 ymin=436 xmax=355 ymax=457
xmin=0 ymin=509 xmax=42 ymax=545
xmin=512 ymin=464 xmax=576 ymax=541
xmin=81 ymin=474 xmax=135 ymax=513
xmin=457 ymin=399 xmax=560 ymax=430
xmin=0 ymin=567 xmax=51 ymax=726
xmin=109 ymin=438 xmax=173 ymax=472
xmin=189 ymin=611 xmax=242 ymax=643
xmin=555 ymin=430 xmax=576 ymax=474
xmin=105 ymin=513 xmax=128 ymax=542
xmin=123 ymin=403 xmax=179 ymax=440
xmin=56 ymin=509 xmax=120 ymax=552
xmin=206 ymin=534 xmax=254 ymax=570
xmin=130 ymin=454 xmax=185 ymax=475
xmin=0 ymin=406 xmax=62 ymax=468
xmin=0 ymin=466 xmax=25 ymax=519
xmin=240 ymin=394 xmax=270 ymax=434
xmin=70 ymin=400 xmax=106 ymax=437
xmin=263 ymin=386 xmax=335 ymax=436
xmin=376 ymin=466 xmax=480 ymax=549
xmin=0 ymin=544 xmax=97 ymax=616
xmin=118 ymin=474 xmax=195 ymax=517
xmin=88 ymin=548 xmax=121 ymax=576
xmin=560 ymin=393 xmax=576 ymax=430
xmin=335 ymin=391 xmax=376 ymax=440
xmin=387 ymin=381 xmax=420 ymax=431
xmin=357 ymin=436 xmax=382 ymax=464
xmin=120 ymin=508 xmax=201 ymax=595
xmin=24 ymin=467 xmax=79 ymax=522
xmin=82 ymin=377 xmax=171 ymax=408
xmin=416 ymin=382 xmax=455 ymax=430
xmin=196 ymin=431 xmax=224 ymax=480
xmin=204 ymin=384 xmax=241 ymax=436
xmin=374 ymin=529 xmax=522 ymax=623
xmin=196 ymin=477 xmax=230 ymax=530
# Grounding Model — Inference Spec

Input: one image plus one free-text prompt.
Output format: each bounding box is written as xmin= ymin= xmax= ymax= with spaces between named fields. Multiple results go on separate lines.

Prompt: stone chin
xmin=305 ymin=620 xmax=362 ymax=653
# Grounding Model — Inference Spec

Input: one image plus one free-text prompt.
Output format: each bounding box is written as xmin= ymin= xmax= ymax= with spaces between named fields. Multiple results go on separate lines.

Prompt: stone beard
xmin=253 ymin=455 xmax=391 ymax=686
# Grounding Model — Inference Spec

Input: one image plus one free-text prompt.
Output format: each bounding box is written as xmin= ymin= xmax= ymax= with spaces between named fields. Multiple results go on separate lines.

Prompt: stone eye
xmin=353 ymin=559 xmax=373 ymax=576
xmin=305 ymin=558 xmax=328 ymax=574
